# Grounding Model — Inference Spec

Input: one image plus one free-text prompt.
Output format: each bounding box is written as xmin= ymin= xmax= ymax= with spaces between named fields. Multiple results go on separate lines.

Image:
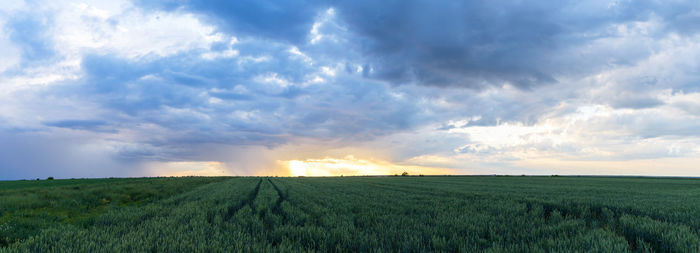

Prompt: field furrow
xmin=223 ymin=178 xmax=261 ymax=222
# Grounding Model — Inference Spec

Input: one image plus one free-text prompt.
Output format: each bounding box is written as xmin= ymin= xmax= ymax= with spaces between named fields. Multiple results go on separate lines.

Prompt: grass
xmin=1 ymin=176 xmax=699 ymax=252
xmin=0 ymin=177 xmax=228 ymax=247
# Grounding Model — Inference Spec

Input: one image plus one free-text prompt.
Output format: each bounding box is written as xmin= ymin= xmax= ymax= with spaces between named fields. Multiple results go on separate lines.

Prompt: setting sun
xmin=285 ymin=156 xmax=453 ymax=177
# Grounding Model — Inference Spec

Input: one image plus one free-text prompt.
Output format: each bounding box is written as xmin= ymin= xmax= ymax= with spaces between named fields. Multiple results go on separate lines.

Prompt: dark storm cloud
xmin=135 ymin=0 xmax=700 ymax=89
xmin=331 ymin=0 xmax=700 ymax=88
xmin=333 ymin=0 xmax=566 ymax=88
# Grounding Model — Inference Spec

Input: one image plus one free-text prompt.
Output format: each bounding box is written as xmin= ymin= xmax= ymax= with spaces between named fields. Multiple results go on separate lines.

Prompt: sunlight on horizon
xmin=286 ymin=156 xmax=454 ymax=177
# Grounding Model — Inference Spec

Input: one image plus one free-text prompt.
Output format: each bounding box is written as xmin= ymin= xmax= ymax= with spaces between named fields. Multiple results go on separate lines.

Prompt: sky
xmin=1 ymin=0 xmax=699 ymax=179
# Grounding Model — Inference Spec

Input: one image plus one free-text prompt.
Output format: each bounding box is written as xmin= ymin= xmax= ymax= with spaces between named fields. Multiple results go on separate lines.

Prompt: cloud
xmin=130 ymin=1 xmax=700 ymax=91
xmin=347 ymin=1 xmax=700 ymax=89
xmin=10 ymin=27 xmax=424 ymax=168
xmin=43 ymin=119 xmax=113 ymax=132
xmin=0 ymin=131 xmax=136 ymax=180
xmin=5 ymin=13 xmax=55 ymax=64
xmin=136 ymin=0 xmax=326 ymax=43
xmin=1 ymin=0 xmax=700 ymax=178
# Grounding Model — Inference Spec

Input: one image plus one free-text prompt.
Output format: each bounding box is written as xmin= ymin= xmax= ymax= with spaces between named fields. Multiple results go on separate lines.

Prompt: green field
xmin=1 ymin=176 xmax=700 ymax=252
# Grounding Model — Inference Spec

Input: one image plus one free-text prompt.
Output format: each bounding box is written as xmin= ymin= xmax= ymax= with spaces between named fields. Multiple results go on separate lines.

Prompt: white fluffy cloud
xmin=0 ymin=0 xmax=224 ymax=93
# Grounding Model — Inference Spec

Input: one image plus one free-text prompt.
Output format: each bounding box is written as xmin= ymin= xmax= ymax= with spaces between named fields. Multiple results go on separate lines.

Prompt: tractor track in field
xmin=223 ymin=178 xmax=262 ymax=221
xmin=267 ymin=178 xmax=290 ymax=223
xmin=268 ymin=178 xmax=287 ymax=201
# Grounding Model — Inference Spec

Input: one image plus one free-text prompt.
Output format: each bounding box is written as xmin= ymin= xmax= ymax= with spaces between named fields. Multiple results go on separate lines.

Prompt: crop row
xmin=3 ymin=176 xmax=700 ymax=252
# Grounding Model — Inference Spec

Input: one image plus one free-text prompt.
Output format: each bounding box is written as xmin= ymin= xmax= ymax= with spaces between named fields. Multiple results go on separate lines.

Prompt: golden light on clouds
xmin=285 ymin=155 xmax=454 ymax=177
xmin=513 ymin=157 xmax=700 ymax=177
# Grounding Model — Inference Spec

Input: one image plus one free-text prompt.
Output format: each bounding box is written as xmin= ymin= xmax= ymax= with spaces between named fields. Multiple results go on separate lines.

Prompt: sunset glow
xmin=286 ymin=156 xmax=454 ymax=177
